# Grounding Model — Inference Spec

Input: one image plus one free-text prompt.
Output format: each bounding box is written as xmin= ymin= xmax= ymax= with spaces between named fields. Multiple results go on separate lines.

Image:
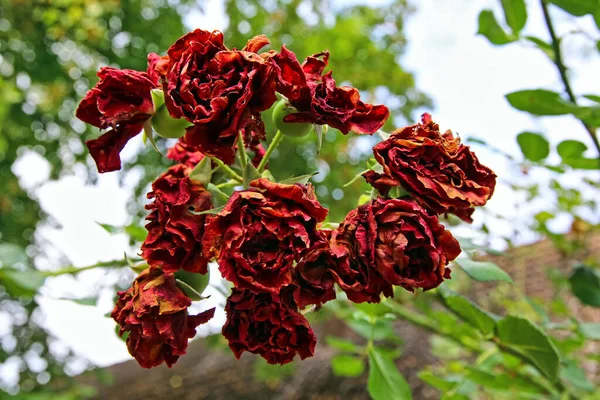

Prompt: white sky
xmin=7 ymin=0 xmax=600 ymax=376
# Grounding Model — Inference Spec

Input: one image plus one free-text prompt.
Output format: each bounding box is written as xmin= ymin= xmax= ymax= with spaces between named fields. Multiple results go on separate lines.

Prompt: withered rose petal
xmin=292 ymin=230 xmax=338 ymax=309
xmin=273 ymin=47 xmax=389 ymax=135
xmin=160 ymin=29 xmax=278 ymax=164
xmin=111 ymin=267 xmax=215 ymax=368
xmin=203 ymin=178 xmax=327 ymax=293
xmin=141 ymin=165 xmax=212 ymax=274
xmin=76 ymin=67 xmax=157 ymax=173
xmin=167 ymin=139 xmax=206 ymax=168
xmin=222 ymin=289 xmax=316 ymax=365
xmin=363 ymin=114 xmax=497 ymax=222
xmin=333 ymin=198 xmax=460 ymax=296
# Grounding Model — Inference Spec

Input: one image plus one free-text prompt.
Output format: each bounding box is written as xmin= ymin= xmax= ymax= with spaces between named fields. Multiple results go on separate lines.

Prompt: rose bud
xmin=156 ymin=29 xmax=278 ymax=164
xmin=141 ymin=164 xmax=212 ymax=274
xmin=203 ymin=178 xmax=328 ymax=293
xmin=291 ymin=230 xmax=339 ymax=309
xmin=273 ymin=46 xmax=389 ymax=135
xmin=222 ymin=288 xmax=316 ymax=365
xmin=333 ymin=198 xmax=461 ymax=297
xmin=76 ymin=56 xmax=159 ymax=173
xmin=363 ymin=113 xmax=497 ymax=222
xmin=111 ymin=267 xmax=215 ymax=368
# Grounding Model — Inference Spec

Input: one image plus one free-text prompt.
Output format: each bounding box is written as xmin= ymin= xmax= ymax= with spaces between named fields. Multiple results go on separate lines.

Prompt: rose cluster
xmin=77 ymin=29 xmax=495 ymax=369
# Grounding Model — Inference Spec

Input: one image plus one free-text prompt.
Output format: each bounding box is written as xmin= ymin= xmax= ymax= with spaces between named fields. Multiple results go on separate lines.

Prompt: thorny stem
xmin=237 ymin=131 xmax=248 ymax=170
xmin=211 ymin=157 xmax=243 ymax=182
xmin=540 ymin=0 xmax=600 ymax=163
xmin=257 ymin=130 xmax=284 ymax=173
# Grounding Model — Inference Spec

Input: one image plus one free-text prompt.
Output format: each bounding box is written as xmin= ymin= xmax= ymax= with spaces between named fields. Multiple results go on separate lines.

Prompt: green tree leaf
xmin=496 ymin=316 xmax=560 ymax=381
xmin=506 ymin=89 xmax=575 ymax=115
xmin=569 ymin=265 xmax=600 ymax=307
xmin=331 ymin=355 xmax=365 ymax=377
xmin=578 ymin=322 xmax=600 ymax=340
xmin=325 ymin=336 xmax=361 ymax=353
xmin=368 ymin=347 xmax=412 ymax=400
xmin=501 ymin=0 xmax=527 ymax=34
xmin=0 ymin=243 xmax=28 ymax=266
xmin=557 ymin=140 xmax=587 ymax=158
xmin=438 ymin=286 xmax=497 ymax=335
xmin=477 ymin=10 xmax=515 ymax=45
xmin=1 ymin=269 xmax=46 ymax=298
xmin=455 ymin=259 xmax=513 ymax=282
xmin=243 ymin=162 xmax=261 ymax=189
xmin=560 ymin=359 xmax=595 ymax=392
xmin=548 ymin=0 xmax=597 ymax=16
xmin=516 ymin=132 xmax=550 ymax=162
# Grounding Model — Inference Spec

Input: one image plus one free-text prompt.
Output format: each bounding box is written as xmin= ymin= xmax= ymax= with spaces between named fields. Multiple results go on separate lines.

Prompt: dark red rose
xmin=291 ymin=230 xmax=339 ymax=309
xmin=141 ymin=164 xmax=212 ymax=274
xmin=203 ymin=178 xmax=327 ymax=293
xmin=363 ymin=113 xmax=497 ymax=222
xmin=273 ymin=46 xmax=389 ymax=134
xmin=166 ymin=138 xmax=206 ymax=168
xmin=76 ymin=66 xmax=158 ymax=173
xmin=157 ymin=29 xmax=278 ymax=163
xmin=333 ymin=198 xmax=461 ymax=297
xmin=111 ymin=267 xmax=215 ymax=368
xmin=222 ymin=288 xmax=316 ymax=365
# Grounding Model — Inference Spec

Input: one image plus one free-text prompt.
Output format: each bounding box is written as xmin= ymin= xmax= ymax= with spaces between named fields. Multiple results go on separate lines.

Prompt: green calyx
xmin=150 ymin=89 xmax=193 ymax=139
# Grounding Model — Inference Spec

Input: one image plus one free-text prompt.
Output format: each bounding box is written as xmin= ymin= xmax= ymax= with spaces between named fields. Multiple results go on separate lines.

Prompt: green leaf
xmin=279 ymin=172 xmax=318 ymax=185
xmin=569 ymin=265 xmax=600 ymax=307
xmin=175 ymin=278 xmax=207 ymax=301
xmin=243 ymin=161 xmax=261 ymax=189
xmin=151 ymin=88 xmax=165 ymax=111
xmin=438 ymin=286 xmax=497 ymax=335
xmin=501 ymin=0 xmax=527 ymax=34
xmin=560 ymin=359 xmax=595 ymax=392
xmin=548 ymin=0 xmax=597 ymax=16
xmin=595 ymin=8 xmax=600 ymax=30
xmin=0 ymin=243 xmax=27 ymax=266
xmin=506 ymin=89 xmax=575 ymax=116
xmin=524 ymin=36 xmax=554 ymax=55
xmin=331 ymin=355 xmax=365 ymax=377
xmin=124 ymin=224 xmax=147 ymax=242
xmin=573 ymin=105 xmax=600 ymax=127
xmin=325 ymin=336 xmax=361 ymax=353
xmin=174 ymin=269 xmax=210 ymax=297
xmin=516 ymin=132 xmax=550 ymax=162
xmin=578 ymin=322 xmax=600 ymax=340
xmin=417 ymin=371 xmax=455 ymax=391
xmin=189 ymin=156 xmax=213 ymax=187
xmin=314 ymin=124 xmax=324 ymax=153
xmin=557 ymin=140 xmax=587 ymax=158
xmin=143 ymin=120 xmax=163 ymax=155
xmin=583 ymin=94 xmax=600 ymax=103
xmin=477 ymin=10 xmax=515 ymax=45
xmin=1 ymin=269 xmax=46 ymax=298
xmin=368 ymin=347 xmax=412 ymax=400
xmin=455 ymin=259 xmax=513 ymax=282
xmin=496 ymin=316 xmax=560 ymax=381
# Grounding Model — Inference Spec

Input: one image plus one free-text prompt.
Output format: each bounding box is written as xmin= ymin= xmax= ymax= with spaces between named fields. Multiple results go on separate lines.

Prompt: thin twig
xmin=540 ymin=0 xmax=600 ymax=161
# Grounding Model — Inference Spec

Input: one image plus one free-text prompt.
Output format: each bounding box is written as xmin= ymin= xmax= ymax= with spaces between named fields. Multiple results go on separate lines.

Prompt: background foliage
xmin=0 ymin=0 xmax=598 ymax=398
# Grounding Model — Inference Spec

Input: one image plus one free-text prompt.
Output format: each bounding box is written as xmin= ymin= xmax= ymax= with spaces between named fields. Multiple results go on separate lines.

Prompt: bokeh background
xmin=1 ymin=0 xmax=599 ymax=398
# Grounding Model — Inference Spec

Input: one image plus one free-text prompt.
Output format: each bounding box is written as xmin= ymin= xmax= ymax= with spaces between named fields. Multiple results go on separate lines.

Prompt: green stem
xmin=257 ymin=130 xmax=284 ymax=173
xmin=540 ymin=0 xmax=600 ymax=163
xmin=237 ymin=131 xmax=248 ymax=170
xmin=42 ymin=259 xmax=130 ymax=277
xmin=211 ymin=157 xmax=243 ymax=182
xmin=216 ymin=179 xmax=240 ymax=189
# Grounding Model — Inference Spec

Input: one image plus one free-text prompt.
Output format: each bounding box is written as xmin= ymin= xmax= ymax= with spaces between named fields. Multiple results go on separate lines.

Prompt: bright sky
xmin=7 ymin=0 xmax=600 ymax=379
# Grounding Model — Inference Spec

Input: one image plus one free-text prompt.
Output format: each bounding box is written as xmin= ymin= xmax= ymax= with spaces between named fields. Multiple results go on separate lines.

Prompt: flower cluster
xmin=78 ymin=29 xmax=495 ymax=369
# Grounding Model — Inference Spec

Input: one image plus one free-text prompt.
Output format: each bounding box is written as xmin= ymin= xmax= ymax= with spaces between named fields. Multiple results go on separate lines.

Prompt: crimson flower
xmin=112 ymin=267 xmax=215 ymax=368
xmin=222 ymin=288 xmax=316 ymax=365
xmin=363 ymin=113 xmax=497 ymax=222
xmin=141 ymin=164 xmax=212 ymax=274
xmin=273 ymin=46 xmax=389 ymax=134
